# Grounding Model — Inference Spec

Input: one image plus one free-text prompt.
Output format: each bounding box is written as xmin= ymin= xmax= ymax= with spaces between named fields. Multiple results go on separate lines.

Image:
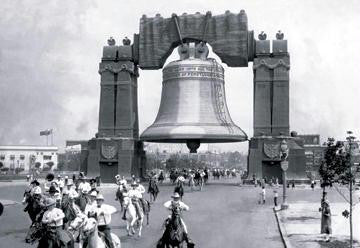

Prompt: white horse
xmin=82 ymin=217 xmax=121 ymax=248
xmin=123 ymin=196 xmax=144 ymax=237
xmin=68 ymin=215 xmax=87 ymax=247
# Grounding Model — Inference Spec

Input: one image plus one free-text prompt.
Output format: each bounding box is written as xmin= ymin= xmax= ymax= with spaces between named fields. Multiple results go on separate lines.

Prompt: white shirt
xmin=56 ymin=179 xmax=65 ymax=188
xmin=128 ymin=188 xmax=142 ymax=199
xmin=84 ymin=201 xmax=97 ymax=216
xmin=137 ymin=184 xmax=146 ymax=194
xmin=119 ymin=179 xmax=127 ymax=186
xmin=164 ymin=200 xmax=189 ymax=211
xmin=78 ymin=182 xmax=90 ymax=191
xmin=94 ymin=204 xmax=117 ymax=226
xmin=42 ymin=207 xmax=65 ymax=227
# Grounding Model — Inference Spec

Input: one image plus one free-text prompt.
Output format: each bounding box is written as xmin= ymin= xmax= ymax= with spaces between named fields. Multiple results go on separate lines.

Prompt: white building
xmin=0 ymin=145 xmax=58 ymax=173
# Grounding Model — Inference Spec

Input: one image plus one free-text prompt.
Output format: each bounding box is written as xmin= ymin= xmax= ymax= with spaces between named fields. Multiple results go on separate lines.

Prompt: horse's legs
xmin=146 ymin=213 xmax=149 ymax=226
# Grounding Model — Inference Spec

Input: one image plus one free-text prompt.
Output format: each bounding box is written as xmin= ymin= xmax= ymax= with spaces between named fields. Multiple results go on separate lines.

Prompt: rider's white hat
xmin=96 ymin=194 xmax=105 ymax=200
xmin=171 ymin=192 xmax=181 ymax=199
xmin=90 ymin=191 xmax=97 ymax=197
xmin=68 ymin=190 xmax=79 ymax=199
xmin=45 ymin=198 xmax=56 ymax=207
xmin=81 ymin=184 xmax=91 ymax=194
xmin=32 ymin=186 xmax=42 ymax=194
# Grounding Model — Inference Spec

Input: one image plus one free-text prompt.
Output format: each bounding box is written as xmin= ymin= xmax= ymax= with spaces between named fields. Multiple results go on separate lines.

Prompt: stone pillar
xmin=271 ymin=36 xmax=290 ymax=136
xmin=252 ymin=31 xmax=290 ymax=136
xmin=253 ymin=32 xmax=272 ymax=136
xmin=86 ymin=37 xmax=142 ymax=182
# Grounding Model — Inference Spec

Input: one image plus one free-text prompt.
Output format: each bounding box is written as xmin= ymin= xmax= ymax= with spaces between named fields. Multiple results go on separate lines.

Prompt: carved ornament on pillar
xmin=98 ymin=62 xmax=137 ymax=76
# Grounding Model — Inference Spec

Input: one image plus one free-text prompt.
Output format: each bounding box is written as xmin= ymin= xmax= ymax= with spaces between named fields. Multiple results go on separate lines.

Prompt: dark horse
xmin=25 ymin=222 xmax=74 ymax=248
xmin=157 ymin=203 xmax=194 ymax=248
xmin=23 ymin=190 xmax=43 ymax=223
xmin=148 ymin=178 xmax=160 ymax=203
xmin=174 ymin=182 xmax=184 ymax=201
xmin=115 ymin=185 xmax=126 ymax=211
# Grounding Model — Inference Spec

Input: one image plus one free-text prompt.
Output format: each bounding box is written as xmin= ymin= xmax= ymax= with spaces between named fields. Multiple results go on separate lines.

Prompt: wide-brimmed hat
xmin=64 ymin=176 xmax=69 ymax=179
xmin=171 ymin=192 xmax=181 ymax=199
xmin=89 ymin=178 xmax=96 ymax=184
xmin=49 ymin=185 xmax=59 ymax=193
xmin=68 ymin=191 xmax=79 ymax=199
xmin=46 ymin=173 xmax=55 ymax=181
xmin=131 ymin=182 xmax=138 ymax=187
xmin=96 ymin=194 xmax=104 ymax=201
xmin=30 ymin=180 xmax=40 ymax=186
xmin=57 ymin=174 xmax=61 ymax=178
xmin=81 ymin=184 xmax=91 ymax=194
xmin=90 ymin=191 xmax=97 ymax=197
xmin=32 ymin=186 xmax=42 ymax=194
xmin=45 ymin=198 xmax=56 ymax=207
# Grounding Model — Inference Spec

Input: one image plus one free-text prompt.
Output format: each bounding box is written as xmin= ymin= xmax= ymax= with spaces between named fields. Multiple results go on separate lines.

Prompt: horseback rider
xmin=23 ymin=185 xmax=46 ymax=223
xmin=123 ymin=181 xmax=143 ymax=220
xmin=47 ymin=185 xmax=62 ymax=208
xmin=77 ymin=173 xmax=90 ymax=193
xmin=94 ymin=194 xmax=116 ymax=248
xmin=84 ymin=190 xmax=98 ymax=218
xmin=56 ymin=175 xmax=64 ymax=193
xmin=163 ymin=192 xmax=194 ymax=245
xmin=39 ymin=198 xmax=70 ymax=247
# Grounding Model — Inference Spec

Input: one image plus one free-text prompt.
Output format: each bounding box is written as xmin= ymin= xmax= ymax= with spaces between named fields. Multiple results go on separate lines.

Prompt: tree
xmin=319 ymin=138 xmax=347 ymax=193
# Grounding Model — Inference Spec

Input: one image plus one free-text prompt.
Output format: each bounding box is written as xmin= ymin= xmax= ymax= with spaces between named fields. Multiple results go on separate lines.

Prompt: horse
xmin=61 ymin=200 xmax=77 ymax=229
xmin=26 ymin=221 xmax=74 ymax=248
xmin=169 ymin=171 xmax=178 ymax=185
xmin=188 ymin=174 xmax=195 ymax=191
xmin=148 ymin=178 xmax=159 ymax=203
xmin=115 ymin=185 xmax=126 ymax=211
xmin=174 ymin=182 xmax=184 ymax=200
xmin=158 ymin=172 xmax=165 ymax=184
xmin=123 ymin=196 xmax=144 ymax=237
xmin=25 ymin=221 xmax=44 ymax=244
xmin=82 ymin=217 xmax=121 ymax=248
xmin=157 ymin=203 xmax=193 ymax=248
xmin=23 ymin=190 xmax=43 ymax=223
xmin=76 ymin=193 xmax=90 ymax=212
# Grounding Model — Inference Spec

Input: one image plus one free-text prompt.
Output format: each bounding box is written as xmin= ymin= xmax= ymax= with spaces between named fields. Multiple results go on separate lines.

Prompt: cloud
xmin=0 ymin=0 xmax=359 ymax=152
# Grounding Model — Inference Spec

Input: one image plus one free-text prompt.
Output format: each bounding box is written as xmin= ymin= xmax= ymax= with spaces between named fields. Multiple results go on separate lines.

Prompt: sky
xmin=0 ymin=0 xmax=359 ymax=153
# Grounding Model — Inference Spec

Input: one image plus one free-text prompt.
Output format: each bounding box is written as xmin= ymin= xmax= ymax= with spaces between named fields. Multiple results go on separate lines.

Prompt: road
xmin=0 ymin=179 xmax=286 ymax=248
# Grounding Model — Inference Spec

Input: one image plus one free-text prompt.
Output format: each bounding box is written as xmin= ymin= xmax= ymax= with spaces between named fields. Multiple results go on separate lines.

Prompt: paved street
xmin=0 ymin=179 xmax=284 ymax=248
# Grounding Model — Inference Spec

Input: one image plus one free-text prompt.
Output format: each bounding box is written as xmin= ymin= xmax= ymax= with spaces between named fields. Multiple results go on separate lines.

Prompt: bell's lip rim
xmin=139 ymin=136 xmax=248 ymax=143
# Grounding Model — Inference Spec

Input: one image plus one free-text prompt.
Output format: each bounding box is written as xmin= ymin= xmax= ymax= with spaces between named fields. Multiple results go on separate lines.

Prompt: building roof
xmin=0 ymin=145 xmax=58 ymax=151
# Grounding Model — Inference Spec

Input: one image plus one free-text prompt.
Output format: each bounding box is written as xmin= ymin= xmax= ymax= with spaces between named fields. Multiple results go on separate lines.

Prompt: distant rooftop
xmin=0 ymin=145 xmax=58 ymax=151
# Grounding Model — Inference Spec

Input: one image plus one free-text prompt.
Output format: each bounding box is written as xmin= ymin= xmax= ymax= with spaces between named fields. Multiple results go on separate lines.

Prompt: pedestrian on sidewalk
xmin=273 ymin=189 xmax=278 ymax=207
xmin=261 ymin=186 xmax=266 ymax=204
xmin=320 ymin=193 xmax=332 ymax=242
xmin=311 ymin=180 xmax=315 ymax=190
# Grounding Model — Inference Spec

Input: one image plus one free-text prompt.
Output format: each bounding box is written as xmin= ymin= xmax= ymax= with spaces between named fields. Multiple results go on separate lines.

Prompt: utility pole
xmin=346 ymin=131 xmax=356 ymax=248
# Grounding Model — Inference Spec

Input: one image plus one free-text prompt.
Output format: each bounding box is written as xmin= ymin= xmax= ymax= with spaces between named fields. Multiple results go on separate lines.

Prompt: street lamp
xmin=280 ymin=139 xmax=289 ymax=210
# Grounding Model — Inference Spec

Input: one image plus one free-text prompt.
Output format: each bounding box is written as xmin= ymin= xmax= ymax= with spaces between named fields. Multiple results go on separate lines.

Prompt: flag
xmin=40 ymin=129 xmax=53 ymax=136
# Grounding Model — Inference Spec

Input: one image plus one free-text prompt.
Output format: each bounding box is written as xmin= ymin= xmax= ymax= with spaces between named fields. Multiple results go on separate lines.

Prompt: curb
xmin=273 ymin=208 xmax=293 ymax=248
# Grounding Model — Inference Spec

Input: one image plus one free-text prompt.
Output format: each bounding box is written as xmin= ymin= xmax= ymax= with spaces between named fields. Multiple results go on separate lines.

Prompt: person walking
xmin=311 ymin=180 xmax=315 ymax=191
xmin=261 ymin=186 xmax=266 ymax=204
xmin=320 ymin=193 xmax=332 ymax=242
xmin=273 ymin=188 xmax=278 ymax=207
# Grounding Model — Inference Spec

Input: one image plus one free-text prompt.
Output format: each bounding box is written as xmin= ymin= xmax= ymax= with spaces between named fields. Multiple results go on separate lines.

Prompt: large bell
xmin=140 ymin=42 xmax=247 ymax=153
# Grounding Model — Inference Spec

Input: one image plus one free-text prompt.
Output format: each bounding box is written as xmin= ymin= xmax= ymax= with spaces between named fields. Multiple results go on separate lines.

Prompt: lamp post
xmin=280 ymin=139 xmax=289 ymax=210
xmin=346 ymin=131 xmax=356 ymax=248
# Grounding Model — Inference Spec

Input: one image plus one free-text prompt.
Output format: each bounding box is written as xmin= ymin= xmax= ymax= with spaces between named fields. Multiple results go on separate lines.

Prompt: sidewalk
xmin=275 ymin=202 xmax=360 ymax=248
